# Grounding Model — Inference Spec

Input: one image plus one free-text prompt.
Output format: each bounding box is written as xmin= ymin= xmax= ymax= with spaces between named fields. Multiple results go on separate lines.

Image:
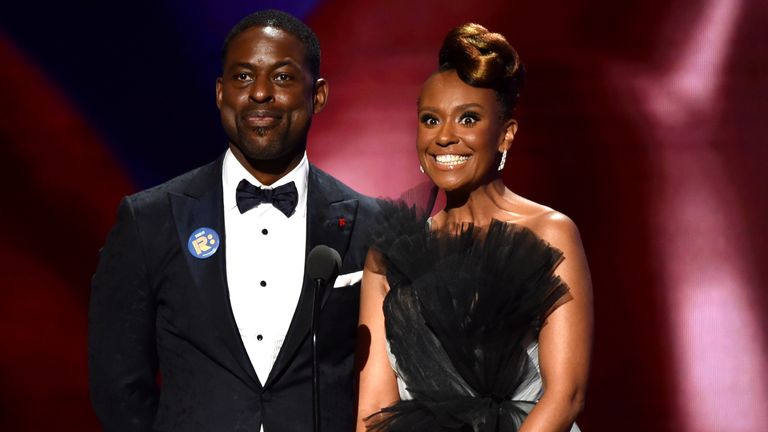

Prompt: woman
xmin=356 ymin=23 xmax=593 ymax=432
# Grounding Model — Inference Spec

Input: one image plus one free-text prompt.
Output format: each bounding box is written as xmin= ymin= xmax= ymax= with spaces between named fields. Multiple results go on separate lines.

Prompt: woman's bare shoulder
xmin=513 ymin=200 xmax=581 ymax=251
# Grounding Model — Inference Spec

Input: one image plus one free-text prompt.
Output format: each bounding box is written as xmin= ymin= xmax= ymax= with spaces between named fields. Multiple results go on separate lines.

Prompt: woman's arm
xmin=356 ymin=250 xmax=400 ymax=432
xmin=519 ymin=212 xmax=594 ymax=432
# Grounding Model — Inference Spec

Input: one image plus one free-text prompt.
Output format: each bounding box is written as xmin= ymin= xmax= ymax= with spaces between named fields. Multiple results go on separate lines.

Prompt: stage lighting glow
xmin=625 ymin=0 xmax=768 ymax=430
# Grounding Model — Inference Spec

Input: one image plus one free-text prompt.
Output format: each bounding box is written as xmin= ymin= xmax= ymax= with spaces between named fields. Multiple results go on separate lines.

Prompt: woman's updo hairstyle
xmin=438 ymin=23 xmax=525 ymax=119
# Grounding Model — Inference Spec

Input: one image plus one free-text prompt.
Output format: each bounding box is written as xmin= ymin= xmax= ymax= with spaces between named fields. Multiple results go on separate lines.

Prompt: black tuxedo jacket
xmin=89 ymin=156 xmax=380 ymax=431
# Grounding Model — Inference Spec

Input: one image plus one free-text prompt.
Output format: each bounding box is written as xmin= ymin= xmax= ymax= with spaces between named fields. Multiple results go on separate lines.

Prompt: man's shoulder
xmin=126 ymin=157 xmax=222 ymax=211
xmin=309 ymin=165 xmax=381 ymax=211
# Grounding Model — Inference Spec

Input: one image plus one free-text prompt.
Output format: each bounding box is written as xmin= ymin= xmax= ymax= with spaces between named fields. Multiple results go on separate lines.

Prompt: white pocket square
xmin=333 ymin=270 xmax=363 ymax=288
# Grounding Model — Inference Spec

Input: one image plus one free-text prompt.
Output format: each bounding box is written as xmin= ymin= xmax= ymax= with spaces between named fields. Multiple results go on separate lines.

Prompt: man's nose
xmin=249 ymin=75 xmax=274 ymax=103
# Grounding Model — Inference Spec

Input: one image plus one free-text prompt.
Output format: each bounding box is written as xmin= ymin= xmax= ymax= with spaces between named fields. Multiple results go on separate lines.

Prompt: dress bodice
xmin=369 ymin=202 xmax=580 ymax=431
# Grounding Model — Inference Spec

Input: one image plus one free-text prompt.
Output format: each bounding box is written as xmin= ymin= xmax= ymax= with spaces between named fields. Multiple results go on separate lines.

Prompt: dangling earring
xmin=419 ymin=165 xmax=425 ymax=173
xmin=497 ymin=150 xmax=507 ymax=171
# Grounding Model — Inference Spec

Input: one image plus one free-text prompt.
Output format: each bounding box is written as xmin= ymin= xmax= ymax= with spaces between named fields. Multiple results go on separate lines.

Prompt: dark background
xmin=1 ymin=0 xmax=767 ymax=430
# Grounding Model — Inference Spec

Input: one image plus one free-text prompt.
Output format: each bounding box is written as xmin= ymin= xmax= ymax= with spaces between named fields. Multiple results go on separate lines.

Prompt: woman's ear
xmin=499 ymin=119 xmax=518 ymax=152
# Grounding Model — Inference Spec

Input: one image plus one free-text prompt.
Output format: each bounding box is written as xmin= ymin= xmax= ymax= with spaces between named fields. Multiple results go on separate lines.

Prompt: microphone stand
xmin=310 ymin=277 xmax=324 ymax=432
xmin=306 ymin=244 xmax=340 ymax=432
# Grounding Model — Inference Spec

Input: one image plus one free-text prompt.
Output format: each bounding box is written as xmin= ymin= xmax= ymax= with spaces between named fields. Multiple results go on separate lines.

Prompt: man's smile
xmin=242 ymin=109 xmax=283 ymax=128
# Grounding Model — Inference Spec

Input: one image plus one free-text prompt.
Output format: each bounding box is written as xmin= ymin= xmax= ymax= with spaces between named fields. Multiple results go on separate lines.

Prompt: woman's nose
xmin=435 ymin=122 xmax=459 ymax=147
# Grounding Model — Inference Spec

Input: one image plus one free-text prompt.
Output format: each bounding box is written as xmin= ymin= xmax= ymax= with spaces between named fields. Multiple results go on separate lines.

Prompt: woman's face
xmin=417 ymin=70 xmax=516 ymax=193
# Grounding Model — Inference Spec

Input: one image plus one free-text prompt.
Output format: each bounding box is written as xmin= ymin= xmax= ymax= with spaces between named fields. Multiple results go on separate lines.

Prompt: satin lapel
xmin=265 ymin=166 xmax=359 ymax=387
xmin=169 ymin=160 xmax=261 ymax=391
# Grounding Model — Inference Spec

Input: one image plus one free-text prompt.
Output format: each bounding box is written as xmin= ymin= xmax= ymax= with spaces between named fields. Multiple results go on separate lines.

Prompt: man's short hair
xmin=221 ymin=9 xmax=321 ymax=79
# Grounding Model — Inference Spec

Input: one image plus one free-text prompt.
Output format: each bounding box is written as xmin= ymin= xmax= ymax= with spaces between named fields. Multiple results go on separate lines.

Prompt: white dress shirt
xmin=222 ymin=148 xmax=308 ymax=385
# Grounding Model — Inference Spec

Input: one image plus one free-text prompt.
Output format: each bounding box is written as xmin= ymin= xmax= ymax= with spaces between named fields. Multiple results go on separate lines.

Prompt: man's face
xmin=216 ymin=26 xmax=326 ymax=163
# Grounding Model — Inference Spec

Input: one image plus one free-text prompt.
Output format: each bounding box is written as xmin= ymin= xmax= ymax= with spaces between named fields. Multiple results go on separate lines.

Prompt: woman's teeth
xmin=434 ymin=154 xmax=471 ymax=166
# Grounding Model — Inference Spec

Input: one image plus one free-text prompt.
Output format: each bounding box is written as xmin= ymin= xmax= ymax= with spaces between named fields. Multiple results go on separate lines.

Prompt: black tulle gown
xmin=367 ymin=202 xmax=579 ymax=432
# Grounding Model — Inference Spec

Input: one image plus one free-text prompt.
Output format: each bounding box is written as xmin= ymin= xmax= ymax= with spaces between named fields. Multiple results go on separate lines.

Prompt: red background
xmin=1 ymin=0 xmax=767 ymax=430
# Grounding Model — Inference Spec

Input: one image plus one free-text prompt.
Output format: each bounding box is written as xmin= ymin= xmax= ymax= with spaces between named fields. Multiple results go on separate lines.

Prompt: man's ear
xmin=313 ymin=78 xmax=329 ymax=114
xmin=499 ymin=119 xmax=518 ymax=152
xmin=215 ymin=77 xmax=223 ymax=110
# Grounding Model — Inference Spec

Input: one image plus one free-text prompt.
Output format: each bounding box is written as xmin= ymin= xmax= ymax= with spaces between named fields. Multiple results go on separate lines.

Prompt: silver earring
xmin=419 ymin=165 xmax=425 ymax=173
xmin=498 ymin=150 xmax=507 ymax=171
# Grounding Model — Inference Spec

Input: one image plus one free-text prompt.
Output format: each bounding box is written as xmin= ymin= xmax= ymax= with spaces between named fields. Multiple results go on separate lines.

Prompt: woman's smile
xmin=432 ymin=153 xmax=472 ymax=170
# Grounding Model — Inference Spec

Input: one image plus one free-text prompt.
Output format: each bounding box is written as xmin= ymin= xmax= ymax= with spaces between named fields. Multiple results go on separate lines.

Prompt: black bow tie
xmin=236 ymin=179 xmax=298 ymax=217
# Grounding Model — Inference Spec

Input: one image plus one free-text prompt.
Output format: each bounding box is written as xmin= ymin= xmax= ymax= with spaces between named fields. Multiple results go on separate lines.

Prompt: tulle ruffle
xmin=368 ymin=201 xmax=569 ymax=432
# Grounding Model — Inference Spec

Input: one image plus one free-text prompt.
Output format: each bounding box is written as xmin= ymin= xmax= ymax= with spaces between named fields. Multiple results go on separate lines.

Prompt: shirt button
xmin=262 ymin=228 xmax=268 ymax=235
xmin=260 ymin=280 xmax=267 ymax=287
xmin=256 ymin=334 xmax=263 ymax=341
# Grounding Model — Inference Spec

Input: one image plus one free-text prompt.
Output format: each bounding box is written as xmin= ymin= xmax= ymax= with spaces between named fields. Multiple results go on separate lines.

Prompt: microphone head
xmin=307 ymin=245 xmax=342 ymax=283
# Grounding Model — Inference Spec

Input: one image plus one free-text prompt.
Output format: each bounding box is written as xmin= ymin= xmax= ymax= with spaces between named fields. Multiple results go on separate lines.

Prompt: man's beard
xmin=235 ymin=125 xmax=292 ymax=161
xmin=231 ymin=116 xmax=310 ymax=162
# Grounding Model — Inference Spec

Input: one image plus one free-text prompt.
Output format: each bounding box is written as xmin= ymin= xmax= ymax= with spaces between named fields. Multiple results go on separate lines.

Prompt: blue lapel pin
xmin=187 ymin=227 xmax=220 ymax=259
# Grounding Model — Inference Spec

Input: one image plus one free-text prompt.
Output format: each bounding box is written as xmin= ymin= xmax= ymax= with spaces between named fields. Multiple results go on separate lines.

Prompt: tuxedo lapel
xmin=265 ymin=166 xmax=359 ymax=387
xmin=169 ymin=157 xmax=261 ymax=392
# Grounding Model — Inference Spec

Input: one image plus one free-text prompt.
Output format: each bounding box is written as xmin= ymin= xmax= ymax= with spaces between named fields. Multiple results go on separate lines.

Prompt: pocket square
xmin=333 ymin=270 xmax=363 ymax=288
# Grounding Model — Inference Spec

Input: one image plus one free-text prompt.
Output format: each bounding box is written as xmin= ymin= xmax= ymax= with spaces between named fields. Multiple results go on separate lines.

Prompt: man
xmin=89 ymin=10 xmax=379 ymax=431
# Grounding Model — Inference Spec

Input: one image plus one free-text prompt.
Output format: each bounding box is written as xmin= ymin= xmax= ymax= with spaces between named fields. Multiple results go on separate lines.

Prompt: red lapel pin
xmin=338 ymin=217 xmax=346 ymax=229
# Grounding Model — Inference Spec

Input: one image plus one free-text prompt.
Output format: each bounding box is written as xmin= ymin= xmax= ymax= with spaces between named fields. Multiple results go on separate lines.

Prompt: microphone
xmin=306 ymin=245 xmax=341 ymax=432
xmin=307 ymin=245 xmax=342 ymax=284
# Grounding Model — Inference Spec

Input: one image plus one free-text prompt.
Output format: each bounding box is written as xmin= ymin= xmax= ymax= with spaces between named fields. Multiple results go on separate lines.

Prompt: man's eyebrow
xmin=227 ymin=59 xmax=303 ymax=71
xmin=273 ymin=58 xmax=302 ymax=69
xmin=228 ymin=62 xmax=255 ymax=71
